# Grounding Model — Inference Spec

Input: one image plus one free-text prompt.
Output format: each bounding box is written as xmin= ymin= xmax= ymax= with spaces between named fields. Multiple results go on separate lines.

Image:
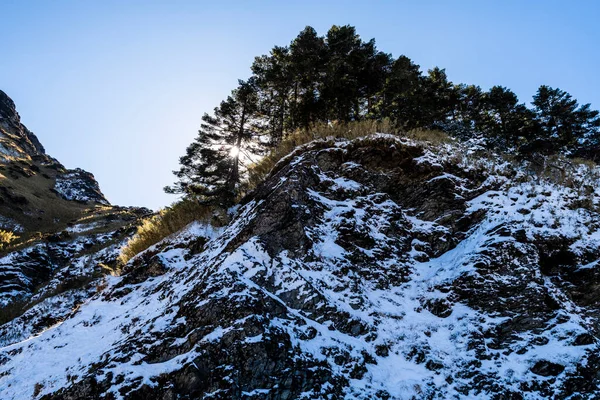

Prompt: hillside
xmin=0 ymin=90 xmax=117 ymax=237
xmin=1 ymin=133 xmax=599 ymax=399
xmin=0 ymin=91 xmax=148 ymax=332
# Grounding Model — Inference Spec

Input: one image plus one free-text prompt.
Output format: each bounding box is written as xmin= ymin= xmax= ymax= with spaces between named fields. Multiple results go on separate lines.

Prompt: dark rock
xmin=531 ymin=360 xmax=565 ymax=377
xmin=3 ymin=135 xmax=600 ymax=399
xmin=423 ymin=298 xmax=453 ymax=318
xmin=0 ymin=90 xmax=45 ymax=156
xmin=573 ymin=333 xmax=595 ymax=346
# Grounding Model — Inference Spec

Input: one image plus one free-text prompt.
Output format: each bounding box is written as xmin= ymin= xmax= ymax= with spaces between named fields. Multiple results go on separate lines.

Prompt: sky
xmin=1 ymin=0 xmax=599 ymax=210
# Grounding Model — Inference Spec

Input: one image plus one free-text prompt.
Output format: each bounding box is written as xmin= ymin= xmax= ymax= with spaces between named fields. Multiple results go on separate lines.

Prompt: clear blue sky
xmin=1 ymin=1 xmax=599 ymax=209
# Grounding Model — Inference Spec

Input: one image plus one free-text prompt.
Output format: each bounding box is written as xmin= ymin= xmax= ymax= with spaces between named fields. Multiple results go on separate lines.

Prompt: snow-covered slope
xmin=2 ymin=135 xmax=600 ymax=399
xmin=0 ymin=206 xmax=146 ymax=308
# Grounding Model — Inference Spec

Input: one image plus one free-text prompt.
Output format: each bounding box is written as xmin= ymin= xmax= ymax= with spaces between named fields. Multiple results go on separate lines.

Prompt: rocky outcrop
xmin=0 ymin=91 xmax=109 ymax=214
xmin=0 ymin=91 xmax=115 ymax=238
xmin=2 ymin=134 xmax=599 ymax=399
xmin=0 ymin=90 xmax=45 ymax=160
xmin=54 ymin=168 xmax=109 ymax=205
xmin=0 ymin=206 xmax=146 ymax=308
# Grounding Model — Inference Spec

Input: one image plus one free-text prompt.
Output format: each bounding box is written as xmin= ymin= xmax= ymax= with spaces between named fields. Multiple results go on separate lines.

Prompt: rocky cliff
xmin=1 ymin=133 xmax=599 ymax=399
xmin=0 ymin=90 xmax=45 ymax=159
xmin=0 ymin=92 xmax=147 ymax=341
xmin=0 ymin=90 xmax=114 ymax=233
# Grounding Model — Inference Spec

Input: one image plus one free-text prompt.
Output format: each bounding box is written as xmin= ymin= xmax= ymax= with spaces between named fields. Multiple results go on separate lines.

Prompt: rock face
xmin=0 ymin=90 xmax=45 ymax=159
xmin=1 ymin=134 xmax=599 ymax=399
xmin=54 ymin=168 xmax=109 ymax=205
xmin=0 ymin=206 xmax=147 ymax=308
xmin=0 ymin=91 xmax=109 ymax=220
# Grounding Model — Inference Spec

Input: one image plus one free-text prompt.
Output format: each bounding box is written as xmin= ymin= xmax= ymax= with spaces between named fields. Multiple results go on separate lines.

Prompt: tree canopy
xmin=168 ymin=25 xmax=600 ymax=203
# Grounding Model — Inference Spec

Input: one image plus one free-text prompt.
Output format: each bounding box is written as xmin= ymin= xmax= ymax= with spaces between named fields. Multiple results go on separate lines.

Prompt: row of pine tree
xmin=166 ymin=25 xmax=600 ymax=205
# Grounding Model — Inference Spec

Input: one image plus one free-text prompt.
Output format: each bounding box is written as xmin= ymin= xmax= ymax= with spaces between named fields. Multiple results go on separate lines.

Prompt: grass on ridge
xmin=119 ymin=121 xmax=450 ymax=264
xmin=118 ymin=198 xmax=222 ymax=266
xmin=245 ymin=119 xmax=449 ymax=191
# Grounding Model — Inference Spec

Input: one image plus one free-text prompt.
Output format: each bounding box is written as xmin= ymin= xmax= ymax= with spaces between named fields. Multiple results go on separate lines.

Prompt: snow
xmin=65 ymin=222 xmax=101 ymax=234
xmin=0 ymin=215 xmax=23 ymax=232
xmin=0 ymin=220 xmax=234 ymax=399
xmin=53 ymin=170 xmax=108 ymax=204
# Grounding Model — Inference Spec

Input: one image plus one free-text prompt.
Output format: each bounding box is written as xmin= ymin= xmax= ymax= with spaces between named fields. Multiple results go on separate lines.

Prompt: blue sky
xmin=1 ymin=1 xmax=599 ymax=209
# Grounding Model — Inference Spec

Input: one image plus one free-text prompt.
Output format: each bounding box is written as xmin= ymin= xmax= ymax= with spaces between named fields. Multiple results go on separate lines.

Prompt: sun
xmin=229 ymin=146 xmax=240 ymax=158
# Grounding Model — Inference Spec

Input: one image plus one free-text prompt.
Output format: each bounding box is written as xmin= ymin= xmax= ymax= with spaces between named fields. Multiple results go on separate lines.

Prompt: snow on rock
xmin=54 ymin=168 xmax=109 ymax=205
xmin=0 ymin=216 xmax=23 ymax=233
xmin=2 ymin=135 xmax=600 ymax=399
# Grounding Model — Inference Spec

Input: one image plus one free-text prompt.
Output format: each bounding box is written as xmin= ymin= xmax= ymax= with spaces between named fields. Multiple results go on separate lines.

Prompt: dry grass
xmin=118 ymin=198 xmax=222 ymax=266
xmin=0 ymin=159 xmax=92 ymax=242
xmin=0 ymin=230 xmax=18 ymax=251
xmin=405 ymin=128 xmax=453 ymax=145
xmin=571 ymin=157 xmax=597 ymax=170
xmin=246 ymin=119 xmax=400 ymax=190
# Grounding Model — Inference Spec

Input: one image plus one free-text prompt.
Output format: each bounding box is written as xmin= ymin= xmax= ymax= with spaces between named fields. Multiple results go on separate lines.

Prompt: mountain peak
xmin=0 ymin=90 xmax=45 ymax=159
xmin=0 ymin=92 xmax=129 ymax=245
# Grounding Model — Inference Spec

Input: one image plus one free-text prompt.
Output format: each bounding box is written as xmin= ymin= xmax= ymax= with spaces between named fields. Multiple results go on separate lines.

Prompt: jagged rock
xmin=0 ymin=90 xmax=45 ymax=159
xmin=121 ymin=254 xmax=169 ymax=285
xmin=531 ymin=360 xmax=566 ymax=377
xmin=54 ymin=168 xmax=109 ymax=205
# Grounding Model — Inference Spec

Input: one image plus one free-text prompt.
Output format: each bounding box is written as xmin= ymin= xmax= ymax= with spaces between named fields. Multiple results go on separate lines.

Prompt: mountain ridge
xmin=0 ymin=92 xmax=147 ymax=332
xmin=0 ymin=90 xmax=45 ymax=160
xmin=0 ymin=90 xmax=114 ymax=238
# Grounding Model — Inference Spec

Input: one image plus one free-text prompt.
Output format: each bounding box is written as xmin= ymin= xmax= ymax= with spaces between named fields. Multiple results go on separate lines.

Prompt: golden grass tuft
xmin=405 ymin=128 xmax=453 ymax=145
xmin=571 ymin=157 xmax=597 ymax=170
xmin=0 ymin=230 xmax=18 ymax=251
xmin=246 ymin=119 xmax=400 ymax=190
xmin=118 ymin=198 xmax=221 ymax=266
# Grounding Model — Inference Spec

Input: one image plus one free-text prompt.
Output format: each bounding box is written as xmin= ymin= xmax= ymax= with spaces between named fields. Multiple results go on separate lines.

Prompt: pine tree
xmin=480 ymin=86 xmax=537 ymax=148
xmin=420 ymin=67 xmax=460 ymax=129
xmin=533 ymin=85 xmax=600 ymax=150
xmin=169 ymin=24 xmax=600 ymax=200
xmin=322 ymin=25 xmax=365 ymax=122
xmin=289 ymin=26 xmax=327 ymax=130
xmin=455 ymin=85 xmax=484 ymax=126
xmin=165 ymin=79 xmax=262 ymax=206
xmin=252 ymin=46 xmax=293 ymax=145
xmin=575 ymin=102 xmax=600 ymax=158
xmin=379 ymin=55 xmax=422 ymax=128
xmin=357 ymin=40 xmax=392 ymax=118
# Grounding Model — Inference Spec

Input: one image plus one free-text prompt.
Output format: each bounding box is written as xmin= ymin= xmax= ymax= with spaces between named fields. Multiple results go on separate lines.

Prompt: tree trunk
xmin=227 ymin=102 xmax=246 ymax=198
